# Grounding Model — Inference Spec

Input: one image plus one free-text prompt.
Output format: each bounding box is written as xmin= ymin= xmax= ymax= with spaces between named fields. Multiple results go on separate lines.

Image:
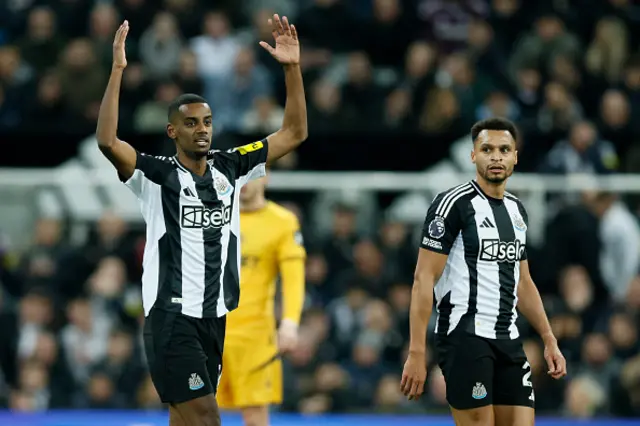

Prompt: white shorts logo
xmin=189 ymin=373 xmax=204 ymax=391
xmin=472 ymin=382 xmax=487 ymax=399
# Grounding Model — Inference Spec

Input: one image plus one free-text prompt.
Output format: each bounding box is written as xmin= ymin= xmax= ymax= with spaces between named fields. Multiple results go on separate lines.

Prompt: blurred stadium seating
xmin=1 ymin=0 xmax=640 ymax=422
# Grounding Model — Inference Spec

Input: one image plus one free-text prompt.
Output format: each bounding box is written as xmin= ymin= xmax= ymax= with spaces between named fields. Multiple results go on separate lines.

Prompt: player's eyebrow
xmin=184 ymin=115 xmax=212 ymax=120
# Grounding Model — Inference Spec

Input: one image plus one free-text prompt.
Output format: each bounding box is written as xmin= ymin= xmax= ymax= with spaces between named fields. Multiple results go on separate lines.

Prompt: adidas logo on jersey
xmin=189 ymin=373 xmax=204 ymax=391
xmin=479 ymin=217 xmax=495 ymax=228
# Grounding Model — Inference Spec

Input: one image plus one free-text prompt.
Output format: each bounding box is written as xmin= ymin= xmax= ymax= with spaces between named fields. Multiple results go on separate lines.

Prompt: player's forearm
xmin=408 ymin=277 xmax=434 ymax=354
xmin=280 ymin=64 xmax=308 ymax=142
xmin=517 ymin=278 xmax=555 ymax=344
xmin=280 ymin=258 xmax=305 ymax=325
xmin=96 ymin=67 xmax=124 ymax=148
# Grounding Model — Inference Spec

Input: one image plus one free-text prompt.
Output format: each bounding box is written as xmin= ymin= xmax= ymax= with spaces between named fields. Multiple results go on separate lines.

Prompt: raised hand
xmin=259 ymin=14 xmax=300 ymax=66
xmin=113 ymin=20 xmax=129 ymax=69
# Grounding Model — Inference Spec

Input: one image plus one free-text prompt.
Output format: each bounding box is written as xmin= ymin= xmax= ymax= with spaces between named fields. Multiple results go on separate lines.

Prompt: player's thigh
xmin=435 ymin=331 xmax=495 ymax=410
xmin=216 ymin=341 xmax=241 ymax=409
xmin=451 ymin=406 xmax=495 ymax=426
xmin=492 ymin=349 xmax=535 ymax=410
xmin=169 ymin=406 xmax=186 ymax=426
xmin=241 ymin=405 xmax=269 ymax=426
xmin=223 ymin=339 xmax=281 ymax=409
xmin=203 ymin=316 xmax=225 ymax=394
xmin=172 ymin=394 xmax=221 ymax=426
xmin=146 ymin=311 xmax=218 ymax=405
xmin=493 ymin=405 xmax=535 ymax=426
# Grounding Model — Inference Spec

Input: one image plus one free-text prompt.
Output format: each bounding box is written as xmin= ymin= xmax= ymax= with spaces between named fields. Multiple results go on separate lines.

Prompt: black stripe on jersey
xmin=436 ymin=292 xmax=453 ymax=336
xmin=461 ymin=205 xmax=480 ymax=335
xmin=193 ymin=171 xmax=223 ymax=318
xmin=490 ymin=201 xmax=517 ymax=338
xmin=222 ymin=233 xmax=241 ymax=311
xmin=160 ymin=172 xmax=183 ymax=310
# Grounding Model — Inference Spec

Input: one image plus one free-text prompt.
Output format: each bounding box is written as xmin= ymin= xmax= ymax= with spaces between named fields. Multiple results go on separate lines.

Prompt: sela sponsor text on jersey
xmin=479 ymin=239 xmax=525 ymax=263
xmin=181 ymin=205 xmax=232 ymax=229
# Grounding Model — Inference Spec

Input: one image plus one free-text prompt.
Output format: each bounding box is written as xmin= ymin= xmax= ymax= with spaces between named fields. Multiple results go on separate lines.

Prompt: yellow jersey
xmin=225 ymin=201 xmax=306 ymax=341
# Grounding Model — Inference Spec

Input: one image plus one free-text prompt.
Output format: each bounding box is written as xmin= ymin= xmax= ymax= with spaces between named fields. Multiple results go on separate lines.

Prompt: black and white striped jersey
xmin=121 ymin=139 xmax=268 ymax=319
xmin=420 ymin=180 xmax=529 ymax=340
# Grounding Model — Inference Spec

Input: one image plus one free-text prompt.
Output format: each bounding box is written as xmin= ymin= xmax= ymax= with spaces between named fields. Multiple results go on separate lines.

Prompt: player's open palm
xmin=260 ymin=14 xmax=300 ymax=65
xmin=401 ymin=352 xmax=427 ymax=400
xmin=113 ymin=20 xmax=129 ymax=69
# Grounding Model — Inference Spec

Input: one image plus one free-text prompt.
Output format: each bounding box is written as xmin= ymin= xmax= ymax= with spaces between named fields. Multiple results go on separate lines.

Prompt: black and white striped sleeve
xmin=208 ymin=139 xmax=268 ymax=184
xmin=120 ymin=151 xmax=173 ymax=197
xmin=420 ymin=190 xmax=466 ymax=255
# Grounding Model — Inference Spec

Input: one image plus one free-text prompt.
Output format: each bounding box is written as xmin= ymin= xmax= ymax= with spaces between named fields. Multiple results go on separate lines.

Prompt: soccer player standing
xmin=96 ymin=15 xmax=307 ymax=426
xmin=401 ymin=118 xmax=567 ymax=426
xmin=216 ymin=173 xmax=305 ymax=426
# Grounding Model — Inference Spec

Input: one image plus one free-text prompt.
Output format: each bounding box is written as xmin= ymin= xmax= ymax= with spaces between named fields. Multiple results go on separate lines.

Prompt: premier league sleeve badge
xmin=428 ymin=216 xmax=446 ymax=239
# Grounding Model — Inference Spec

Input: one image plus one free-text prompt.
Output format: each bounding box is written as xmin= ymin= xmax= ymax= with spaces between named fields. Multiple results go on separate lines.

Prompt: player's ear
xmin=514 ymin=149 xmax=518 ymax=165
xmin=167 ymin=123 xmax=176 ymax=140
xmin=471 ymin=148 xmax=476 ymax=164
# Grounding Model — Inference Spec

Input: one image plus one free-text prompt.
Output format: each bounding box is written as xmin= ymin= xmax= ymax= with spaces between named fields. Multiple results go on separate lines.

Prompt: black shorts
xmin=143 ymin=307 xmax=226 ymax=404
xmin=434 ymin=328 xmax=535 ymax=410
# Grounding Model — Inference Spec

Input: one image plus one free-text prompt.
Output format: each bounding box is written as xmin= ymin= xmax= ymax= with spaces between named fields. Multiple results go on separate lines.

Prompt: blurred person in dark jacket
xmin=539 ymin=120 xmax=618 ymax=174
xmin=16 ymin=6 xmax=65 ymax=75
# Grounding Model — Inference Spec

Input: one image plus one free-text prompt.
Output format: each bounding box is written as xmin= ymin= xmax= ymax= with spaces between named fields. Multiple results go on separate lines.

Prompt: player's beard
xmin=479 ymin=164 xmax=514 ymax=184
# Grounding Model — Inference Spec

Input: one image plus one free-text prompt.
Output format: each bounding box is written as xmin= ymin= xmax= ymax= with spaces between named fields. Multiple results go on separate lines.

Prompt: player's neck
xmin=241 ymin=197 xmax=267 ymax=212
xmin=176 ymin=152 xmax=208 ymax=176
xmin=475 ymin=176 xmax=506 ymax=200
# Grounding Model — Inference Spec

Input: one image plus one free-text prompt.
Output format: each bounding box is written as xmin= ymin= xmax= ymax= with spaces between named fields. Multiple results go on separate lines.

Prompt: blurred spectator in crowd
xmin=205 ymin=46 xmax=272 ymax=132
xmin=587 ymin=192 xmax=640 ymax=304
xmin=2 ymin=0 xmax=640 ymax=418
xmin=138 ymin=12 xmax=183 ymax=79
xmin=539 ymin=120 xmax=618 ymax=174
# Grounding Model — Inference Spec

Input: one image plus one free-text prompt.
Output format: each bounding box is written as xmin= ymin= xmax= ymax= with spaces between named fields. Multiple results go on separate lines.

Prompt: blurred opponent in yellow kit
xmin=217 ymin=173 xmax=306 ymax=426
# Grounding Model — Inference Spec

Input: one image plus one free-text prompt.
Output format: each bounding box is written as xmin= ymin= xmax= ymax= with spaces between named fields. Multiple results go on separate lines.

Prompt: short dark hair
xmin=471 ymin=117 xmax=518 ymax=143
xmin=167 ymin=93 xmax=208 ymax=121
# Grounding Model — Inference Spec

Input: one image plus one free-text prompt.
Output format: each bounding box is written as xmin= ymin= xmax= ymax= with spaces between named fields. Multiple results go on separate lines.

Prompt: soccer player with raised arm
xmin=401 ymin=118 xmax=567 ymax=426
xmin=96 ymin=15 xmax=306 ymax=426
xmin=216 ymin=173 xmax=305 ymax=426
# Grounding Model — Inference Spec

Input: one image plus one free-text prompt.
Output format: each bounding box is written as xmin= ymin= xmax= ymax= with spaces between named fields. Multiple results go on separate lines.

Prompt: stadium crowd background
xmin=0 ymin=0 xmax=639 ymax=420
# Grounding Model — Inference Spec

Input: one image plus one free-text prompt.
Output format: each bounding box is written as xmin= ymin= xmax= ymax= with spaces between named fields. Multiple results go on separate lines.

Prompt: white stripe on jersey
xmin=124 ymin=169 xmax=164 ymax=317
xmin=436 ymin=183 xmax=474 ymax=218
xmin=177 ymin=171 xmax=207 ymax=318
xmin=472 ymin=196 xmax=502 ymax=339
xmin=435 ymin=233 xmax=470 ymax=335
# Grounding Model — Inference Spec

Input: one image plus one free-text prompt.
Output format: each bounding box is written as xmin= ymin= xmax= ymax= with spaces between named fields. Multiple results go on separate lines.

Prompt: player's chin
xmin=484 ymin=173 xmax=507 ymax=183
xmin=191 ymin=145 xmax=210 ymax=156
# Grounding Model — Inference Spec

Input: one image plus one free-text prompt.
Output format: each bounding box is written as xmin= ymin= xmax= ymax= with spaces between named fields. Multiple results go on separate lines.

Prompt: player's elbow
xmin=96 ymin=134 xmax=117 ymax=150
xmin=516 ymin=276 xmax=533 ymax=300
xmin=282 ymin=122 xmax=308 ymax=143
xmin=412 ymin=270 xmax=435 ymax=295
xmin=297 ymin=124 xmax=308 ymax=142
xmin=288 ymin=127 xmax=308 ymax=144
